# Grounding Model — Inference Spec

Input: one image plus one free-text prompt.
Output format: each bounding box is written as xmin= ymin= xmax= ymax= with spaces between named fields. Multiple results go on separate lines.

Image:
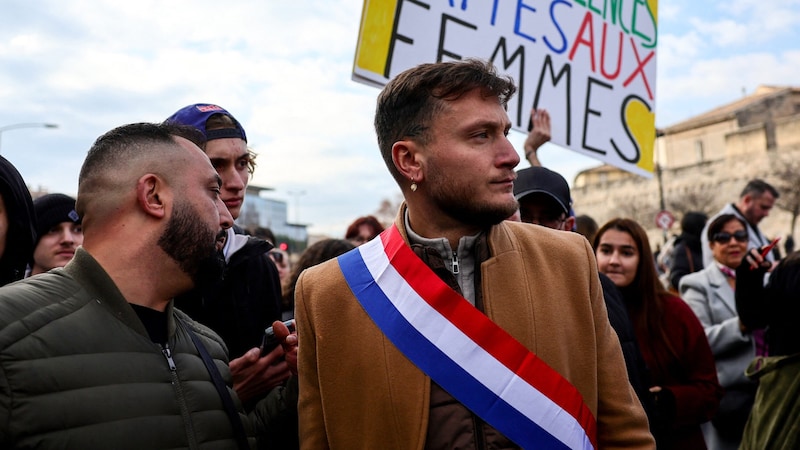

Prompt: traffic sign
xmin=655 ymin=210 xmax=675 ymax=231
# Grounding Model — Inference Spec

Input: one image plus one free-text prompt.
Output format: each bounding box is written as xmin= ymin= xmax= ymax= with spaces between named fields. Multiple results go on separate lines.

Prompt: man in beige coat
xmin=296 ymin=59 xmax=654 ymax=449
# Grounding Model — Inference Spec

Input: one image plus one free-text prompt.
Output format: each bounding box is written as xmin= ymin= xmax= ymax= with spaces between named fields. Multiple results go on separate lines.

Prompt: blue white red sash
xmin=338 ymin=225 xmax=597 ymax=450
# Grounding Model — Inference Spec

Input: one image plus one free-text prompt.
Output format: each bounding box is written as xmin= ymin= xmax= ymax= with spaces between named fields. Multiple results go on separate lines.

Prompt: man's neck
xmin=84 ymin=243 xmax=188 ymax=312
xmin=404 ymin=211 xmax=481 ymax=305
xmin=405 ymin=206 xmax=483 ymax=250
xmin=732 ymin=202 xmax=757 ymax=227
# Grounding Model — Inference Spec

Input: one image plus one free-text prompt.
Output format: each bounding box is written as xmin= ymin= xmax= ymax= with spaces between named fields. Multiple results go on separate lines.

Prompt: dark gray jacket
xmin=0 ymin=248 xmax=257 ymax=449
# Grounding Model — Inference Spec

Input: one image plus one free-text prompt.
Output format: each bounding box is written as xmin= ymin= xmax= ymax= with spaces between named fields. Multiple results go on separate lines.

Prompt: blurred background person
xmin=249 ymin=226 xmax=292 ymax=307
xmin=594 ymin=217 xmax=722 ymax=449
xmin=783 ymin=234 xmax=794 ymax=254
xmin=736 ymin=249 xmax=800 ymax=449
xmin=575 ymin=214 xmax=598 ymax=244
xmin=656 ymin=233 xmax=679 ymax=289
xmin=701 ymin=179 xmax=779 ymax=266
xmin=250 ymin=226 xmax=276 ymax=246
xmin=282 ymin=238 xmax=354 ymax=320
xmin=513 ymin=166 xmax=655 ymax=427
xmin=520 ymin=107 xmax=580 ymax=232
xmin=0 ymin=156 xmax=36 ymax=286
xmin=344 ymin=215 xmax=384 ymax=246
xmin=268 ymin=248 xmax=291 ymax=292
xmin=28 ymin=193 xmax=82 ymax=276
xmin=669 ymin=211 xmax=708 ymax=292
xmin=679 ymin=214 xmax=756 ymax=449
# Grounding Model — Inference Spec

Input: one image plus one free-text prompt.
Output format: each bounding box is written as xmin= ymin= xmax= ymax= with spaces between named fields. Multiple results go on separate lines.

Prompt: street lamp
xmin=0 ymin=123 xmax=59 ymax=154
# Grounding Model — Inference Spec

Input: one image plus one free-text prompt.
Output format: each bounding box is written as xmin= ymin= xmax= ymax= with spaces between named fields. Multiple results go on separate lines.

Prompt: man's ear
xmin=740 ymin=194 xmax=753 ymax=208
xmin=564 ymin=216 xmax=576 ymax=232
xmin=392 ymin=139 xmax=423 ymax=183
xmin=136 ymin=174 xmax=167 ymax=219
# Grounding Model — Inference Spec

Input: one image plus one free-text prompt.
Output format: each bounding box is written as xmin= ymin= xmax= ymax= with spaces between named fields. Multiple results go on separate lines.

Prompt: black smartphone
xmin=260 ymin=319 xmax=296 ymax=356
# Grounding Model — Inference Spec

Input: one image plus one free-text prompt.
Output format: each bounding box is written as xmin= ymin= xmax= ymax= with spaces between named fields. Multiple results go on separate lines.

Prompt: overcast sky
xmin=1 ymin=0 xmax=798 ymax=236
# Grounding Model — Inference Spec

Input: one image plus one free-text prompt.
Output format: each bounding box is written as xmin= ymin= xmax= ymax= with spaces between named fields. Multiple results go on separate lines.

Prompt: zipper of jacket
xmin=451 ymin=251 xmax=460 ymax=275
xmin=161 ymin=343 xmax=200 ymax=450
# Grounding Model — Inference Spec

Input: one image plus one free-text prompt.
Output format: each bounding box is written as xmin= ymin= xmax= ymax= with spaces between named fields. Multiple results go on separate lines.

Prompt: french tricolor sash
xmin=338 ymin=225 xmax=597 ymax=450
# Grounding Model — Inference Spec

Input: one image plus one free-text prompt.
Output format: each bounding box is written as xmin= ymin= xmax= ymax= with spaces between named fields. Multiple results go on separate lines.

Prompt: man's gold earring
xmin=410 ymin=178 xmax=418 ymax=192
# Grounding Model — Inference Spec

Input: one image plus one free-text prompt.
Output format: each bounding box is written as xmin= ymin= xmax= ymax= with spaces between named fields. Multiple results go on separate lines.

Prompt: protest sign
xmin=354 ymin=0 xmax=658 ymax=177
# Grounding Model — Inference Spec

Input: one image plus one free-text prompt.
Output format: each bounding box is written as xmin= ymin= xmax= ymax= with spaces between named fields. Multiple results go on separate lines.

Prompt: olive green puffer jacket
xmin=0 ymin=249 xmax=256 ymax=449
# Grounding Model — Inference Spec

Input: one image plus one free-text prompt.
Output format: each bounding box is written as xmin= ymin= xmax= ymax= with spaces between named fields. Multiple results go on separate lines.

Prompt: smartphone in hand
xmin=750 ymin=237 xmax=781 ymax=270
xmin=760 ymin=237 xmax=780 ymax=259
xmin=260 ymin=319 xmax=296 ymax=357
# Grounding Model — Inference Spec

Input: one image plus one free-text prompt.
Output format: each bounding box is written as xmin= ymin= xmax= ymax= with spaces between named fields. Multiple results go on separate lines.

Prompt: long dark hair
xmin=593 ymin=218 xmax=680 ymax=363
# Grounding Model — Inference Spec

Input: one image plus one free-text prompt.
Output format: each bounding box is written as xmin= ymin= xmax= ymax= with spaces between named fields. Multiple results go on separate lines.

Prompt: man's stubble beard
xmin=426 ymin=163 xmax=517 ymax=228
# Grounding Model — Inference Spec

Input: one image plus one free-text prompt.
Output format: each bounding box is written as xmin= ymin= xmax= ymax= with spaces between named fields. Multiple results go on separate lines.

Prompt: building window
xmin=694 ymin=140 xmax=704 ymax=162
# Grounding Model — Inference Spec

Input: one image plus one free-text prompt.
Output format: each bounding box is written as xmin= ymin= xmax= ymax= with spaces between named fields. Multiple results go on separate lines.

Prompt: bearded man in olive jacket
xmin=296 ymin=60 xmax=654 ymax=449
xmin=0 ymin=123 xmax=295 ymax=449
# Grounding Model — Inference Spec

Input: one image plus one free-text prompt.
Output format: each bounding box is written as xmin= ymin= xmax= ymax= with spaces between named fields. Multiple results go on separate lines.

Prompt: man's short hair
xmin=740 ymin=179 xmax=779 ymax=199
xmin=374 ymin=59 xmax=517 ymax=183
xmin=76 ymin=122 xmax=201 ymax=220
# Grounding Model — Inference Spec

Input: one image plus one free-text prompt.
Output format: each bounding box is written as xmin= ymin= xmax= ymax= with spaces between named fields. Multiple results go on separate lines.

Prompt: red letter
xmin=623 ymin=37 xmax=655 ymax=100
xmin=568 ymin=11 xmax=596 ymax=73
xmin=600 ymin=22 xmax=623 ymax=80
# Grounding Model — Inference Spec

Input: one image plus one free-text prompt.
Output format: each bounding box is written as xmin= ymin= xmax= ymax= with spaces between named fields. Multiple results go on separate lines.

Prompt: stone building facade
xmin=571 ymin=85 xmax=800 ymax=250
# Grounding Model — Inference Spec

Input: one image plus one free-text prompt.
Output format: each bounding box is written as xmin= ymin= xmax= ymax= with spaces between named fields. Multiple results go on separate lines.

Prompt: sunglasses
xmin=268 ymin=251 xmax=284 ymax=264
xmin=712 ymin=230 xmax=747 ymax=243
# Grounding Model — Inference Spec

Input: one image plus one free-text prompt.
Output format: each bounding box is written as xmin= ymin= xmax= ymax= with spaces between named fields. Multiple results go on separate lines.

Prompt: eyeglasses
xmin=712 ymin=230 xmax=747 ymax=244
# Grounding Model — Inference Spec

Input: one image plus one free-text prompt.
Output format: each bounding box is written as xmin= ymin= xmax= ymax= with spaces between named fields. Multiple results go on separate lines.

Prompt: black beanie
xmin=33 ymin=193 xmax=80 ymax=245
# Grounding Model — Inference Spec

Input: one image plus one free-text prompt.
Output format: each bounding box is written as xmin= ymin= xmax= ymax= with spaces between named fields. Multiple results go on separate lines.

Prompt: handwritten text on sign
xmin=354 ymin=0 xmax=658 ymax=177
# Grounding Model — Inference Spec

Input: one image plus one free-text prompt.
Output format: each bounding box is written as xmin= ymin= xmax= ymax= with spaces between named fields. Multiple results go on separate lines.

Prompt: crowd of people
xmin=0 ymin=58 xmax=795 ymax=449
xmin=515 ymin=103 xmax=792 ymax=449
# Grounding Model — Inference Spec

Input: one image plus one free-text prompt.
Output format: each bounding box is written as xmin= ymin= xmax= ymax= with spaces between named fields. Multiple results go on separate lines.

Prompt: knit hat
xmin=513 ymin=166 xmax=572 ymax=214
xmin=165 ymin=103 xmax=247 ymax=142
xmin=33 ymin=194 xmax=80 ymax=244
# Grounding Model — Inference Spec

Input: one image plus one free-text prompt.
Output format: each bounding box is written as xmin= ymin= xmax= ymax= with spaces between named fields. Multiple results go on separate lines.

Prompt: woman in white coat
xmin=680 ymin=213 xmax=757 ymax=450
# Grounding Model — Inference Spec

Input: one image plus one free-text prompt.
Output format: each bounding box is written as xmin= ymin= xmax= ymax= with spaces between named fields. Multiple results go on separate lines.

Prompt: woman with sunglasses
xmin=679 ymin=214 xmax=758 ymax=449
xmin=594 ymin=217 xmax=722 ymax=449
